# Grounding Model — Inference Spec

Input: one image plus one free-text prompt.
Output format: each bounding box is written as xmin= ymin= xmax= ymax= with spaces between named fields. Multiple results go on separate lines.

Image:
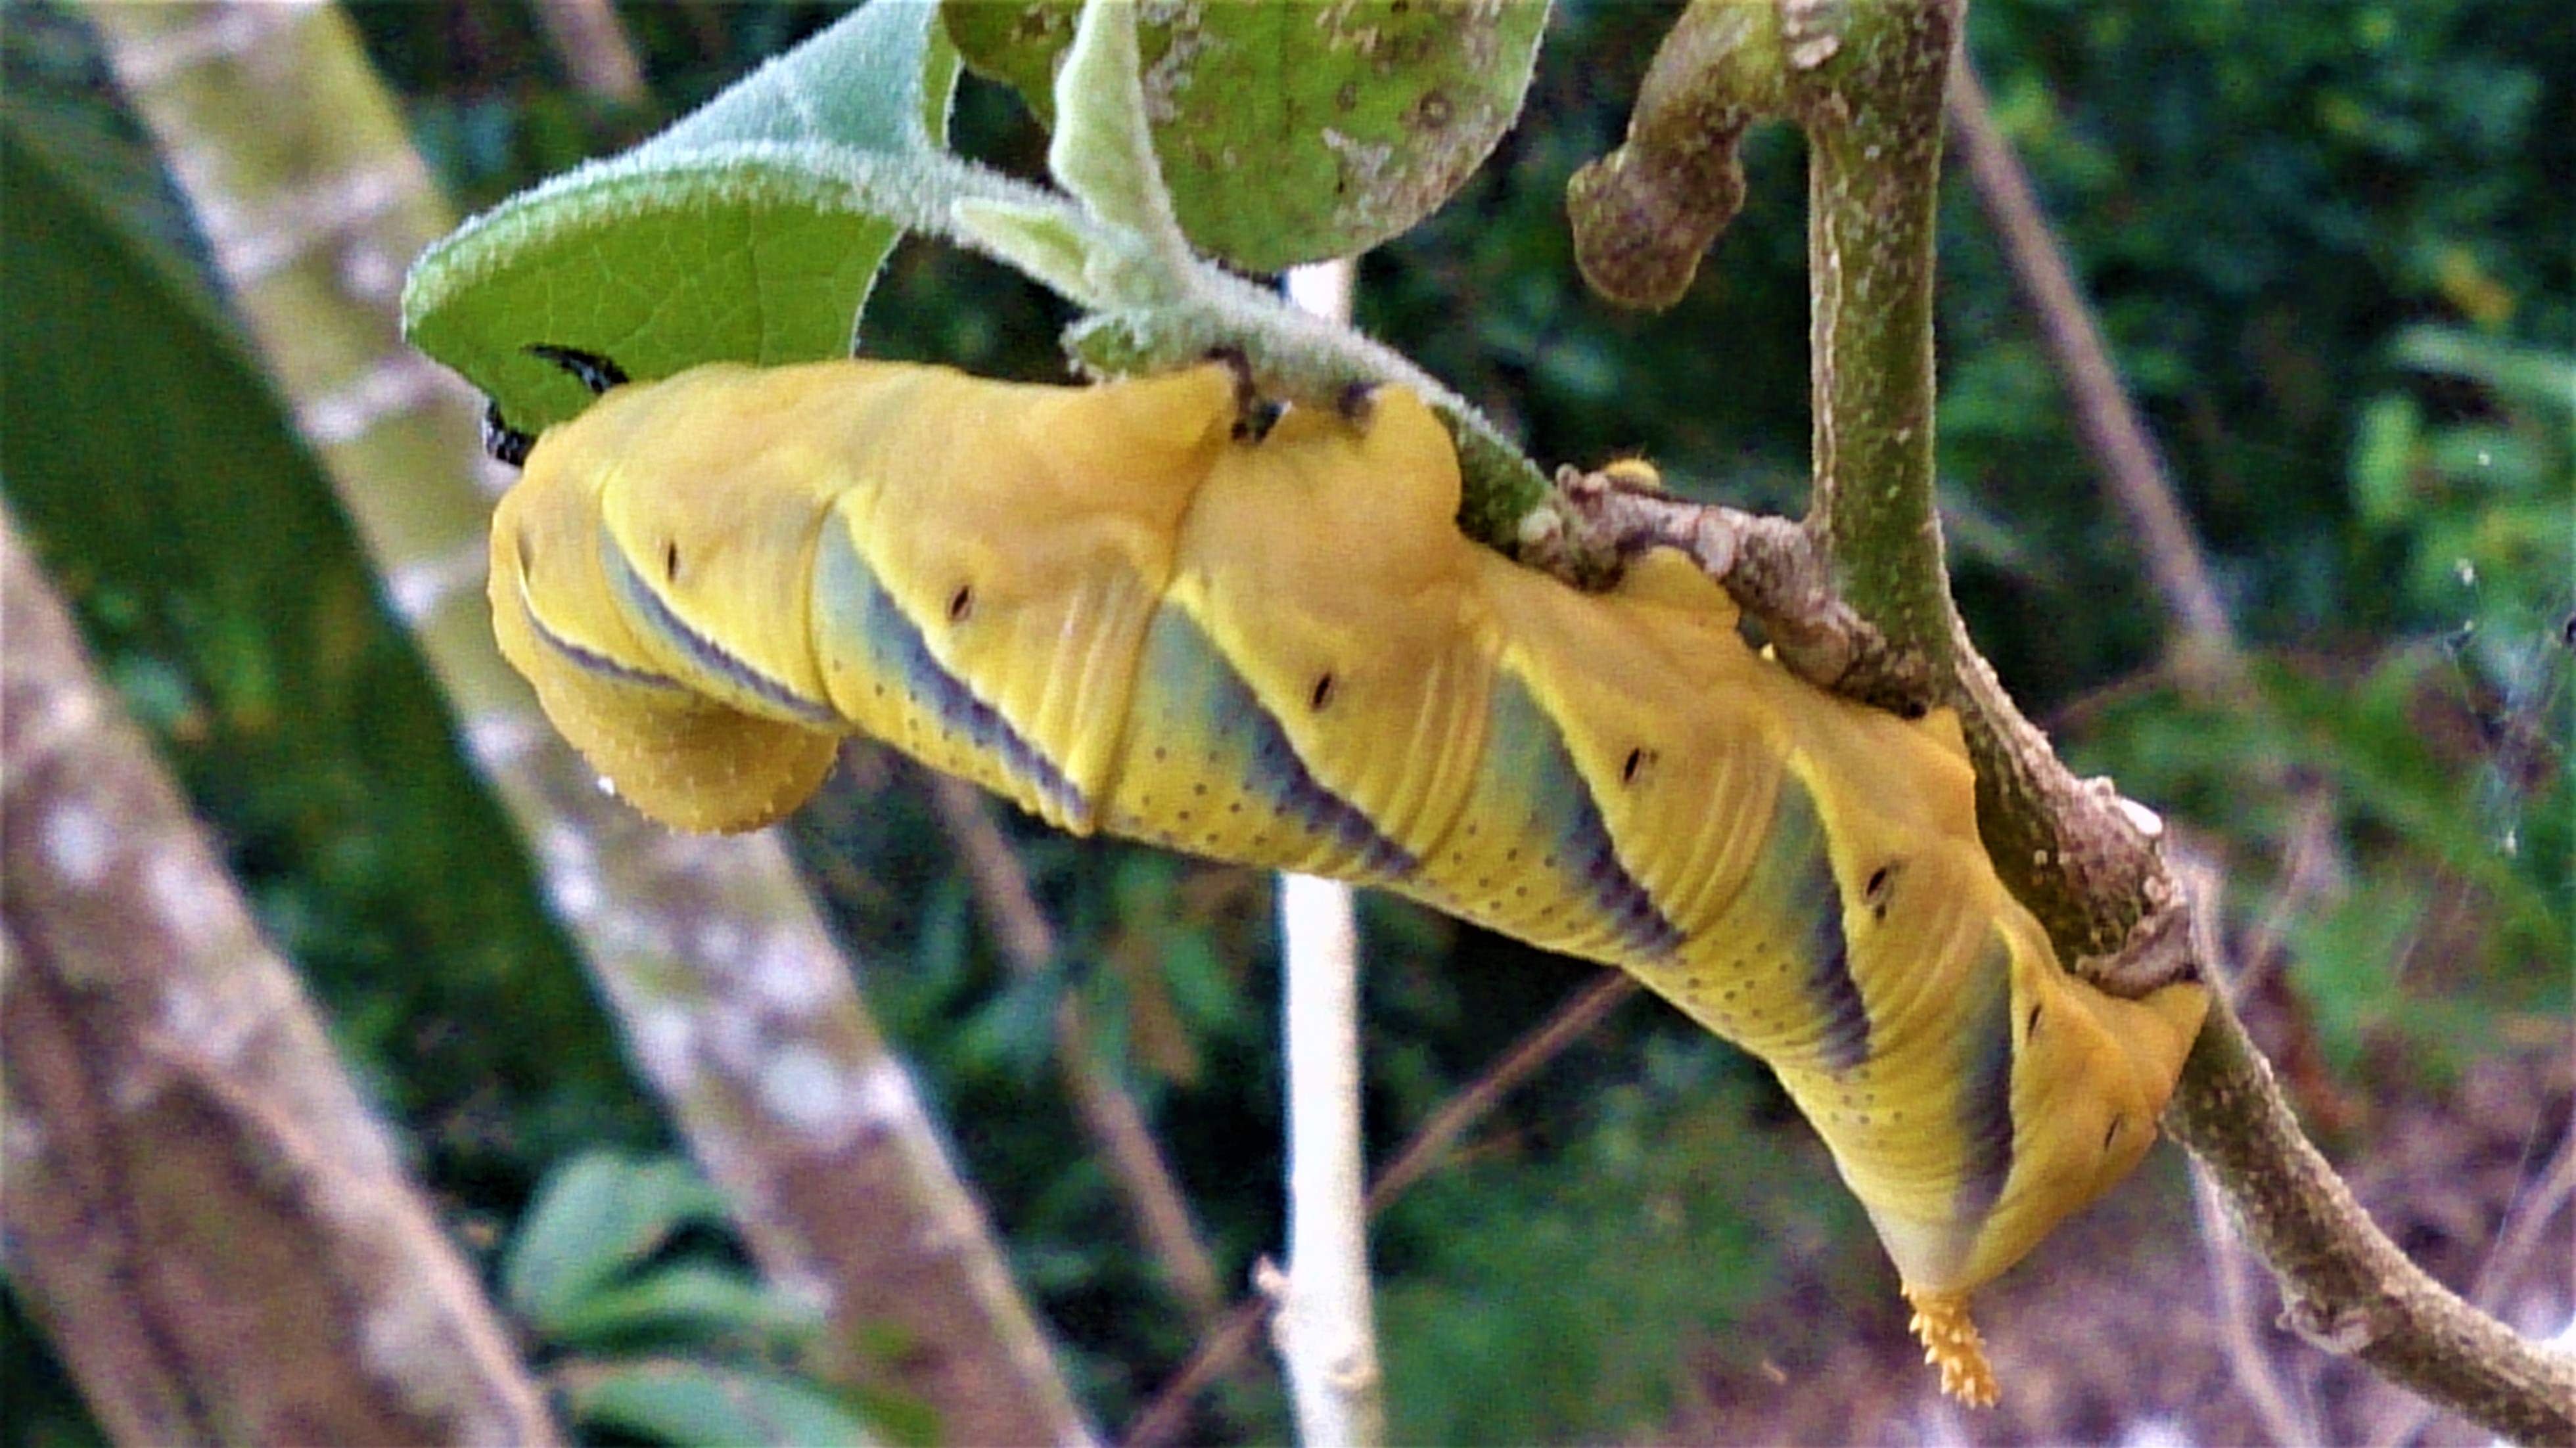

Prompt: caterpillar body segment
xmin=489 ymin=357 xmax=2209 ymax=1398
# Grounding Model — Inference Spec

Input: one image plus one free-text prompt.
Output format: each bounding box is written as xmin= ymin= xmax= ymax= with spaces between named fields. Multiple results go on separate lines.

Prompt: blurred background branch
xmin=58 ymin=3 xmax=1092 ymax=1441
xmin=930 ymin=773 xmax=1228 ymax=1327
xmin=1945 ymin=51 xmax=2242 ymax=689
xmin=1 ymin=513 xmax=561 ymax=1446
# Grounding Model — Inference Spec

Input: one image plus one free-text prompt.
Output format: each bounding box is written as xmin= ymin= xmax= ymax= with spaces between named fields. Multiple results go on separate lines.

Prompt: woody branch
xmin=1558 ymin=0 xmax=2575 ymax=1441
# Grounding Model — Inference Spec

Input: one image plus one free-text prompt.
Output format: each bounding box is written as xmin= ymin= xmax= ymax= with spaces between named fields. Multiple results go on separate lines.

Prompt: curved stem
xmin=1791 ymin=0 xmax=2179 ymax=972
xmin=2167 ymin=1000 xmax=2576 ymax=1443
xmin=927 ymin=775 xmax=1227 ymax=1326
xmin=1565 ymin=0 xmax=2576 ymax=1437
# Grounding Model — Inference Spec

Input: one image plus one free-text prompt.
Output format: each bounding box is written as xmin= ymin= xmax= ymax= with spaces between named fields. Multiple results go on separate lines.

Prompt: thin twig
xmin=927 ymin=775 xmax=1227 ymax=1325
xmin=1366 ymin=974 xmax=1640 ymax=1211
xmin=1946 ymin=54 xmax=2241 ymax=683
xmin=2370 ymin=1124 xmax=2576 ymax=1448
xmin=1273 ymin=871 xmax=1381 ymax=1446
xmin=530 ymin=0 xmax=645 ymax=105
xmin=2469 ymin=1124 xmax=2576 ymax=1320
xmin=1119 ymin=972 xmax=1640 ymax=1448
xmin=2235 ymin=782 xmax=2344 ymax=998
xmin=2192 ymin=1162 xmax=2319 ymax=1445
xmin=1540 ymin=467 xmax=1927 ymax=709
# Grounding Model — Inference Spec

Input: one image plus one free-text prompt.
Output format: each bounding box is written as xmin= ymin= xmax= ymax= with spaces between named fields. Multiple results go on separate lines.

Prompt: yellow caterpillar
xmin=485 ymin=354 xmax=2207 ymax=1401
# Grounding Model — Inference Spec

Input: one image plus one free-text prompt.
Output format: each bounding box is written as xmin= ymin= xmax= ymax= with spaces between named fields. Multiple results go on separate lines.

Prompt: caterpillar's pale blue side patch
xmin=1130 ymin=604 xmax=1415 ymax=880
xmin=1776 ymin=784 xmax=1873 ymax=1077
xmin=1480 ymin=671 xmax=1686 ymax=960
xmin=1952 ymin=942 xmax=2018 ymax=1231
xmin=809 ymin=526 xmax=1090 ymax=827
xmin=602 ymin=523 xmax=840 ymax=726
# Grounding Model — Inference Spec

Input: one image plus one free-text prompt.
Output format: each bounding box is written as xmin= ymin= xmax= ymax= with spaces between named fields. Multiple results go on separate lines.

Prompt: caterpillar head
xmin=1979 ymin=957 xmax=2208 ymax=1284
xmin=1887 ymin=927 xmax=2207 ymax=1404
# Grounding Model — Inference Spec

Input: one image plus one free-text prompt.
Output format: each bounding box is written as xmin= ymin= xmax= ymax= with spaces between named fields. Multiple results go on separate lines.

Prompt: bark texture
xmin=1 ymin=516 xmax=561 ymax=1448
xmin=78 ymin=5 xmax=1094 ymax=1441
xmin=2164 ymin=1008 xmax=2576 ymax=1445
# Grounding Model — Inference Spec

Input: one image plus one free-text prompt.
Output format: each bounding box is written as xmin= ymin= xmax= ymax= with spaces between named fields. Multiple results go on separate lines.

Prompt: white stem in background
xmin=1275 ymin=872 xmax=1380 ymax=1448
xmin=1272 ymin=255 xmax=1382 ymax=1448
xmin=1283 ymin=257 xmax=1356 ymax=325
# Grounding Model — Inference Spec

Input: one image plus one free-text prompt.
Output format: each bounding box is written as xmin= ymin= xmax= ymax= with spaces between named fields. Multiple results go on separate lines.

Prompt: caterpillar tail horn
xmin=1904 ymin=1288 xmax=2000 ymax=1407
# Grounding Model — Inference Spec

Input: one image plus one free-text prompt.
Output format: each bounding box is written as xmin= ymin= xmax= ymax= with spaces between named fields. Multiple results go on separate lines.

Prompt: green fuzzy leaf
xmin=950 ymin=197 xmax=1108 ymax=304
xmin=942 ymin=0 xmax=1078 ymax=127
xmin=402 ymin=0 xmax=963 ymax=431
xmin=503 ymin=1152 xmax=731 ymax=1332
xmin=947 ymin=0 xmax=1548 ymax=271
xmin=1046 ymin=0 xmax=1187 ymax=260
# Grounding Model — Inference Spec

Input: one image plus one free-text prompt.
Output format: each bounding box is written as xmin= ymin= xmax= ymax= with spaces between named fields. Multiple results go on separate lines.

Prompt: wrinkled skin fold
xmin=489 ymin=359 xmax=2208 ymax=1400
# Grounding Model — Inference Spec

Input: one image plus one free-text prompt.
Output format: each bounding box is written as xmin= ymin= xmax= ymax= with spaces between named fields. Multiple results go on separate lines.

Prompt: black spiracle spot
xmin=1864 ymin=863 xmax=1900 ymax=920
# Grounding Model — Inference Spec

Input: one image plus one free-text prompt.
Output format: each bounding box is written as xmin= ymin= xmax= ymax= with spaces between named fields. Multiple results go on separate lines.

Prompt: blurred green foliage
xmin=1 ymin=18 xmax=650 ymax=1179
xmin=505 ymin=1151 xmax=917 ymax=1446
xmin=1373 ymin=1047 xmax=1830 ymax=1444
xmin=3 ymin=0 xmax=2567 ymax=1443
